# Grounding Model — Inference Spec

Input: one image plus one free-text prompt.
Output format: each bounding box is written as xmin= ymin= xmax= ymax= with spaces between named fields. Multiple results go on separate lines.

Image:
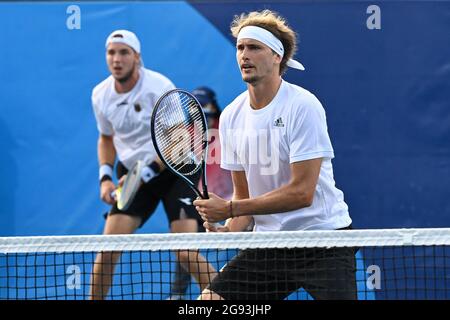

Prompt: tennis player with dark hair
xmin=192 ymin=87 xmax=233 ymax=202
xmin=167 ymin=86 xmax=233 ymax=299
xmin=194 ymin=10 xmax=356 ymax=300
xmin=90 ymin=30 xmax=216 ymax=300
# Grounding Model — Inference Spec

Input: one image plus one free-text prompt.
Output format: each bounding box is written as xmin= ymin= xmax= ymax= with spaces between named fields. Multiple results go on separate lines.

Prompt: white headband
xmin=237 ymin=26 xmax=305 ymax=71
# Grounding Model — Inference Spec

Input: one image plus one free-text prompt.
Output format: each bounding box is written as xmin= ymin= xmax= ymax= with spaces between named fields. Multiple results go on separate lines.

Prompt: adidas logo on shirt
xmin=274 ymin=117 xmax=285 ymax=127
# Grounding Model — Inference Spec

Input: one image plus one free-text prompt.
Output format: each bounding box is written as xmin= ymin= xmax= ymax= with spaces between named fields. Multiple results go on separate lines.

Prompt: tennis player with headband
xmin=90 ymin=30 xmax=216 ymax=300
xmin=194 ymin=10 xmax=357 ymax=300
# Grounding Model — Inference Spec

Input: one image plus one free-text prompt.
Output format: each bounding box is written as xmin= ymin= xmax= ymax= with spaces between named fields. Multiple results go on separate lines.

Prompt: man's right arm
xmin=225 ymin=170 xmax=253 ymax=231
xmin=98 ymin=134 xmax=116 ymax=204
xmin=205 ymin=170 xmax=253 ymax=232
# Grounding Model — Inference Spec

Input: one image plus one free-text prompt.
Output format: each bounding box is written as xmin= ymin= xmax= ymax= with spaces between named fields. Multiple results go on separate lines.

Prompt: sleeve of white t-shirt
xmin=92 ymin=93 xmax=114 ymax=136
xmin=219 ymin=111 xmax=245 ymax=171
xmin=289 ymin=93 xmax=335 ymax=163
xmin=154 ymin=71 xmax=176 ymax=99
xmin=163 ymin=80 xmax=176 ymax=93
xmin=154 ymin=79 xmax=185 ymax=129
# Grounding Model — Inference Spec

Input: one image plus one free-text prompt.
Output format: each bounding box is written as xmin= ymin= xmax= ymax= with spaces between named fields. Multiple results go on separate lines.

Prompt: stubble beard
xmin=242 ymin=74 xmax=260 ymax=85
xmin=116 ymin=61 xmax=137 ymax=83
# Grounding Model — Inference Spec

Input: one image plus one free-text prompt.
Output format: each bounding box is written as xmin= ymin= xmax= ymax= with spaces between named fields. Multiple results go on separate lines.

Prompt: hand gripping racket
xmin=151 ymin=89 xmax=220 ymax=227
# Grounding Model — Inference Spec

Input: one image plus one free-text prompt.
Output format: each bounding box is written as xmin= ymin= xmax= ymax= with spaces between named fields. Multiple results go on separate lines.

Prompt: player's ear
xmin=274 ymin=52 xmax=282 ymax=64
xmin=135 ymin=52 xmax=141 ymax=65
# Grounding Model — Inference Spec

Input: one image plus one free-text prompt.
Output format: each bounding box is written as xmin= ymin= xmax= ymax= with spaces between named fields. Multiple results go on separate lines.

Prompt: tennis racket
xmin=151 ymin=89 xmax=219 ymax=226
xmin=111 ymin=160 xmax=144 ymax=211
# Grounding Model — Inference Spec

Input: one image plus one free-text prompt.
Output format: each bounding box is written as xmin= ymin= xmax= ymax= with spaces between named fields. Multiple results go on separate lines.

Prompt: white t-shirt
xmin=220 ymin=80 xmax=352 ymax=231
xmin=92 ymin=67 xmax=175 ymax=169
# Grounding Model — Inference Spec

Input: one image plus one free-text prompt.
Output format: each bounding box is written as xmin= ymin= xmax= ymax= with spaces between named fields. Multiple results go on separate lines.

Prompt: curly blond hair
xmin=230 ymin=10 xmax=298 ymax=75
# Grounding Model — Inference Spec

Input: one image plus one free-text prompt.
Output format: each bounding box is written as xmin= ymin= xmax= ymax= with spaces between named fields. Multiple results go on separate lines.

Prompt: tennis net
xmin=0 ymin=228 xmax=449 ymax=300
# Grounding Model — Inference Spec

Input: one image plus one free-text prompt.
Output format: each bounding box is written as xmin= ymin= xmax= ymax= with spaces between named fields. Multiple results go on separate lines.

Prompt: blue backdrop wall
xmin=0 ymin=0 xmax=449 ymax=237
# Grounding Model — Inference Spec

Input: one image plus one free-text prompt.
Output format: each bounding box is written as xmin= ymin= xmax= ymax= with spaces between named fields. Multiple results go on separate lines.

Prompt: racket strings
xmin=118 ymin=161 xmax=143 ymax=210
xmin=153 ymin=92 xmax=207 ymax=176
xmin=154 ymin=122 xmax=205 ymax=162
xmin=155 ymin=110 xmax=205 ymax=160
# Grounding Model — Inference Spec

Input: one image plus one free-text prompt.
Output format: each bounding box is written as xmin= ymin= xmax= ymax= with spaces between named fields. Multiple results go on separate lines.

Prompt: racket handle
xmin=199 ymin=189 xmax=221 ymax=231
xmin=110 ymin=190 xmax=116 ymax=200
